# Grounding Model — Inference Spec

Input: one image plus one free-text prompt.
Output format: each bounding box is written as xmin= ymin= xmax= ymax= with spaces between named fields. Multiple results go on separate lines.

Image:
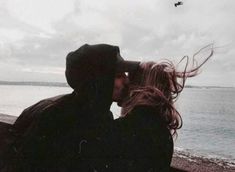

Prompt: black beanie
xmin=65 ymin=44 xmax=119 ymax=89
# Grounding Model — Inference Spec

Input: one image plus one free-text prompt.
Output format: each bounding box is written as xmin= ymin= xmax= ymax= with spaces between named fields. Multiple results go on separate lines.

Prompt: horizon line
xmin=0 ymin=80 xmax=234 ymax=88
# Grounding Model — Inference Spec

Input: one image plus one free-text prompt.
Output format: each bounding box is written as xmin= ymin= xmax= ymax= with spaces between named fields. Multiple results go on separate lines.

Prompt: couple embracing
xmin=1 ymin=43 xmax=213 ymax=172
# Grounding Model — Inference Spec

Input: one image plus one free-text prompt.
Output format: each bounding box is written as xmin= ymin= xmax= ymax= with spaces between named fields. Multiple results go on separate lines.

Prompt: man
xmin=1 ymin=44 xmax=139 ymax=172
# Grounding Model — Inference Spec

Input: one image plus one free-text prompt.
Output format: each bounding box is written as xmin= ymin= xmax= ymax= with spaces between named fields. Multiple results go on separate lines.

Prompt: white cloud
xmin=6 ymin=0 xmax=76 ymax=33
xmin=0 ymin=28 xmax=25 ymax=42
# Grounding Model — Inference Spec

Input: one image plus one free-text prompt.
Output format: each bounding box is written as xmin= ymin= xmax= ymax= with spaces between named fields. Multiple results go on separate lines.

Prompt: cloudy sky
xmin=0 ymin=0 xmax=234 ymax=86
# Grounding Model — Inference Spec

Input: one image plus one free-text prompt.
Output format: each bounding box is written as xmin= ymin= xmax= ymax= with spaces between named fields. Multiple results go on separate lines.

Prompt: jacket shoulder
xmin=13 ymin=93 xmax=72 ymax=134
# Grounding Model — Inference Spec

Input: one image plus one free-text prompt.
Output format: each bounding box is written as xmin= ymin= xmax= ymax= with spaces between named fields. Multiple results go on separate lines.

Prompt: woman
xmin=112 ymin=45 xmax=214 ymax=171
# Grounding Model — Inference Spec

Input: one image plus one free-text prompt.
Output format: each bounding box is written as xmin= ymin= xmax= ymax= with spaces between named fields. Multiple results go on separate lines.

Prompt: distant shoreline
xmin=0 ymin=81 xmax=234 ymax=88
xmin=0 ymin=81 xmax=69 ymax=87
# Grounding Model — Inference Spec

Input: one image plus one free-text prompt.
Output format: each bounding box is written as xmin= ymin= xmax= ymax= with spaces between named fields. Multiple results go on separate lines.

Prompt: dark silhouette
xmin=110 ymin=45 xmax=213 ymax=171
xmin=0 ymin=43 xmax=213 ymax=171
xmin=175 ymin=1 xmax=183 ymax=7
xmin=0 ymin=44 xmax=139 ymax=172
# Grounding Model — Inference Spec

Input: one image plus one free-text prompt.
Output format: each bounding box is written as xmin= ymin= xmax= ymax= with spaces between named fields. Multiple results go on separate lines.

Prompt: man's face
xmin=112 ymin=73 xmax=129 ymax=106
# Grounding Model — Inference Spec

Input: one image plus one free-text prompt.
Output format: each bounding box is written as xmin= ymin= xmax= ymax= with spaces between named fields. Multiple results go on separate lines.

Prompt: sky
xmin=0 ymin=0 xmax=235 ymax=87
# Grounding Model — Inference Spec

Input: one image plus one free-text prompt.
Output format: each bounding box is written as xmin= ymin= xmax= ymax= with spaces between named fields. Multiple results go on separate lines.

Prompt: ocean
xmin=0 ymin=85 xmax=235 ymax=164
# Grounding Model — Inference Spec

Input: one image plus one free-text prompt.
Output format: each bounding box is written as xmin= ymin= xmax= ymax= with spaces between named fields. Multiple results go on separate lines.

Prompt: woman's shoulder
xmin=130 ymin=105 xmax=173 ymax=143
xmin=121 ymin=105 xmax=166 ymax=127
xmin=129 ymin=105 xmax=161 ymax=120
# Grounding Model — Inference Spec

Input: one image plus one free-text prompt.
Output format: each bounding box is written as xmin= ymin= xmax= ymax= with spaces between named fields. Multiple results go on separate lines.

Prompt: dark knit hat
xmin=65 ymin=44 xmax=139 ymax=89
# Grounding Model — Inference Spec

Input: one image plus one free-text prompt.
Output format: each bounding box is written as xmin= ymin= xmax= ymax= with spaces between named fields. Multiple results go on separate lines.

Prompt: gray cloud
xmin=0 ymin=0 xmax=235 ymax=86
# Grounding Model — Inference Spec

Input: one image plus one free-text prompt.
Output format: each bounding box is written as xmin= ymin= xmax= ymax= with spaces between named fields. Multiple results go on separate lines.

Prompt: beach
xmin=171 ymin=150 xmax=235 ymax=172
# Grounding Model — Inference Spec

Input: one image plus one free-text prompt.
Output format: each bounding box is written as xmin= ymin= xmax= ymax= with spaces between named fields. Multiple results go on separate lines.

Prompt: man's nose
xmin=124 ymin=75 xmax=129 ymax=85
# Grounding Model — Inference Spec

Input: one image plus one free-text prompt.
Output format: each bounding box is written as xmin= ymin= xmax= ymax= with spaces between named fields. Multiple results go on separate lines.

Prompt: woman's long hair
xmin=121 ymin=44 xmax=214 ymax=136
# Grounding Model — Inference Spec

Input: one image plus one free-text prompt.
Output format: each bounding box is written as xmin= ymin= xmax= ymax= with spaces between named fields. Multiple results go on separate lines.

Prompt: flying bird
xmin=175 ymin=1 xmax=183 ymax=7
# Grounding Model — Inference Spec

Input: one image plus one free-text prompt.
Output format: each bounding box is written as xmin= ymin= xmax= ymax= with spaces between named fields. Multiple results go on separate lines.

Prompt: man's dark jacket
xmin=0 ymin=44 xmax=118 ymax=172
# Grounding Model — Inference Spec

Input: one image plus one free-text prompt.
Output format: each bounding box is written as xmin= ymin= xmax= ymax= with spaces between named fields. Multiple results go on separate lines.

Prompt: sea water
xmin=175 ymin=87 xmax=235 ymax=163
xmin=0 ymin=85 xmax=234 ymax=163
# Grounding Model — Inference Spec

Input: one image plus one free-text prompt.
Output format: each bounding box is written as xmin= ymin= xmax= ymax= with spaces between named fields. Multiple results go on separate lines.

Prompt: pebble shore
xmin=171 ymin=151 xmax=235 ymax=172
